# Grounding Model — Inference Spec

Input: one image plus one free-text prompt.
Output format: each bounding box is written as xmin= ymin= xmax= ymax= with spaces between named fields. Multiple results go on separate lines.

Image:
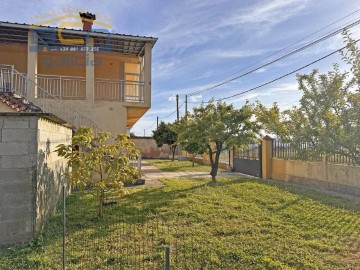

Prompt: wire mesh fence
xmin=57 ymin=187 xmax=248 ymax=270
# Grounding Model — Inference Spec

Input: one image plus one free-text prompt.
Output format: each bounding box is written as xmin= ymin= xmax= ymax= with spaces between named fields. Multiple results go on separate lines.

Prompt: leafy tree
xmin=152 ymin=121 xmax=178 ymax=161
xmin=184 ymin=142 xmax=207 ymax=167
xmin=179 ymin=100 xmax=260 ymax=183
xmin=55 ymin=127 xmax=140 ymax=218
xmin=256 ymin=31 xmax=359 ymax=164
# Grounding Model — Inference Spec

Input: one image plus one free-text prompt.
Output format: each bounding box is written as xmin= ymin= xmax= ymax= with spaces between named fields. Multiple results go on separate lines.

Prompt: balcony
xmin=35 ymin=74 xmax=145 ymax=102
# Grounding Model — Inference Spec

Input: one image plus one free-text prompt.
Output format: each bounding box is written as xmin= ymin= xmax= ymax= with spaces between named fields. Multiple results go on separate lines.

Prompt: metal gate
xmin=233 ymin=144 xmax=262 ymax=177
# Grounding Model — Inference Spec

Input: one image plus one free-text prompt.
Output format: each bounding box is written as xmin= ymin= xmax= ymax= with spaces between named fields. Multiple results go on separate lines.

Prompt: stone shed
xmin=0 ymin=112 xmax=72 ymax=247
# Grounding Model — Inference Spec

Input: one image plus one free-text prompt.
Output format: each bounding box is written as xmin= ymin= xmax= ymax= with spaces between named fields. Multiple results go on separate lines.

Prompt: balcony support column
xmin=143 ymin=42 xmax=152 ymax=106
xmin=27 ymin=30 xmax=38 ymax=100
xmin=86 ymin=37 xmax=95 ymax=101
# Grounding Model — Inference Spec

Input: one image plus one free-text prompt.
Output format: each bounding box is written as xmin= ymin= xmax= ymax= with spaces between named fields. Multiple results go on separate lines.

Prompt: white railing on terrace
xmin=32 ymin=74 xmax=145 ymax=102
xmin=95 ymin=78 xmax=144 ymax=102
xmin=36 ymin=74 xmax=86 ymax=100
xmin=0 ymin=65 xmax=104 ymax=136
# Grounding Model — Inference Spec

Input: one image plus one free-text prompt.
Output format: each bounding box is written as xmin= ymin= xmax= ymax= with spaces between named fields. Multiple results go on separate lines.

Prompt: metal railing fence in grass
xmin=58 ymin=186 xmax=247 ymax=270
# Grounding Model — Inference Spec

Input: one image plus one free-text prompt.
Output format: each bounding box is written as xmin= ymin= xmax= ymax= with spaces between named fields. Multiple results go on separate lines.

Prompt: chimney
xmin=79 ymin=12 xmax=96 ymax=31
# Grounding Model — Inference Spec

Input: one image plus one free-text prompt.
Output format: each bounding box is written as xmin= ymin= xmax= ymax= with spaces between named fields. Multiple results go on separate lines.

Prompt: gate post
xmin=261 ymin=135 xmax=273 ymax=179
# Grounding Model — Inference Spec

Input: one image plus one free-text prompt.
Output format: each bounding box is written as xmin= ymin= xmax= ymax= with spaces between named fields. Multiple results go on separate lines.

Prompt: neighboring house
xmin=0 ymin=12 xmax=157 ymax=135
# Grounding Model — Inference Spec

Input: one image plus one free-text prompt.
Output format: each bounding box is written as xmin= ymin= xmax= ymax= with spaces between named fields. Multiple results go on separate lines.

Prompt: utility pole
xmin=157 ymin=116 xmax=159 ymax=129
xmin=185 ymin=95 xmax=188 ymax=117
xmin=176 ymin=94 xmax=181 ymax=161
xmin=176 ymin=95 xmax=179 ymax=121
xmin=176 ymin=94 xmax=179 ymax=121
xmin=144 ymin=129 xmax=145 ymax=137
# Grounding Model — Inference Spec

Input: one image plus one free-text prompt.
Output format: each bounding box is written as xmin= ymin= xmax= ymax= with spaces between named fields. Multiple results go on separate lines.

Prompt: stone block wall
xmin=0 ymin=114 xmax=72 ymax=247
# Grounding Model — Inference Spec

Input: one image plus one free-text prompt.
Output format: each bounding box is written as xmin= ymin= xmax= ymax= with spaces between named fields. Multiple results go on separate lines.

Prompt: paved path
xmin=140 ymin=160 xmax=253 ymax=188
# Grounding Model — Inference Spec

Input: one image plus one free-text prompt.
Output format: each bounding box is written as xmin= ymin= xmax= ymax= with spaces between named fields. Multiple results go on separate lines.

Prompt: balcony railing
xmin=94 ymin=78 xmax=144 ymax=102
xmin=0 ymin=65 xmax=104 ymax=136
xmin=36 ymin=74 xmax=86 ymax=100
xmin=34 ymin=74 xmax=144 ymax=102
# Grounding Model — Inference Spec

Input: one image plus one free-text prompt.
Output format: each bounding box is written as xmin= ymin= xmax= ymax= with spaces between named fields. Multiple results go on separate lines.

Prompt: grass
xmin=147 ymin=159 xmax=216 ymax=172
xmin=1 ymin=176 xmax=360 ymax=269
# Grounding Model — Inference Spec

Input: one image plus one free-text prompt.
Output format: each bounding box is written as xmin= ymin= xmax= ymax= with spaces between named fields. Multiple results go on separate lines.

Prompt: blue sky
xmin=1 ymin=0 xmax=360 ymax=136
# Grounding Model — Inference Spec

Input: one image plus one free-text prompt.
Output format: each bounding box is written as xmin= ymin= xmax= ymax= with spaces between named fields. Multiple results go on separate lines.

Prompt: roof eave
xmin=0 ymin=21 xmax=158 ymax=45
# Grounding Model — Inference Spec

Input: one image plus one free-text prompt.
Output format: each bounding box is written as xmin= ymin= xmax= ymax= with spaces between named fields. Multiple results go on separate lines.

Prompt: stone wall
xmin=0 ymin=113 xmax=72 ymax=247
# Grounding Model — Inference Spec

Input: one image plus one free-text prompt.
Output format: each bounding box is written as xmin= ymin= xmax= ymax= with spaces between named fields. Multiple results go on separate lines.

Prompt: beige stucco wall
xmin=33 ymin=99 xmax=128 ymax=135
xmin=271 ymin=157 xmax=360 ymax=195
xmin=0 ymin=43 xmax=27 ymax=73
xmin=38 ymin=51 xmax=86 ymax=77
xmin=36 ymin=117 xmax=72 ymax=231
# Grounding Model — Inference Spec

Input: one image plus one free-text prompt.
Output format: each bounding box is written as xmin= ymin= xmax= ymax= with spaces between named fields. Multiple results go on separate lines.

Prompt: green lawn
xmin=1 ymin=177 xmax=360 ymax=269
xmin=147 ymin=159 xmax=214 ymax=172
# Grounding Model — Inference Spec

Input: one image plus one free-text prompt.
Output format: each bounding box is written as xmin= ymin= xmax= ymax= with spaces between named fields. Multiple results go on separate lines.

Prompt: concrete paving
xmin=140 ymin=160 xmax=254 ymax=188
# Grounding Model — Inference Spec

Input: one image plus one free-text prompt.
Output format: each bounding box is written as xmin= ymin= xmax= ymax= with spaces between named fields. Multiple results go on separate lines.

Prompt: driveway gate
xmin=233 ymin=144 xmax=262 ymax=177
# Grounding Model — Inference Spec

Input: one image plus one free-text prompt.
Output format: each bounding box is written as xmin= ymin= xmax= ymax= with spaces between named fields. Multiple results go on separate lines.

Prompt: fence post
xmin=62 ymin=185 xmax=66 ymax=270
xmin=261 ymin=135 xmax=273 ymax=179
xmin=165 ymin=245 xmax=170 ymax=270
xmin=10 ymin=65 xmax=14 ymax=92
xmin=137 ymin=155 xmax=142 ymax=173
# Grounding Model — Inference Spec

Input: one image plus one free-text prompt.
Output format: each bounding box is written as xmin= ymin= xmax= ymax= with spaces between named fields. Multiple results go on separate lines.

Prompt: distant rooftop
xmin=0 ymin=21 xmax=157 ymax=56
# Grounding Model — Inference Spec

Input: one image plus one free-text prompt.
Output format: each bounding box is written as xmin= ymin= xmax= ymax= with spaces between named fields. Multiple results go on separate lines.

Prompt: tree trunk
xmin=209 ymin=142 xmax=222 ymax=184
xmin=208 ymin=144 xmax=216 ymax=183
xmin=99 ymin=189 xmax=104 ymax=218
xmin=171 ymin=146 xmax=176 ymax=161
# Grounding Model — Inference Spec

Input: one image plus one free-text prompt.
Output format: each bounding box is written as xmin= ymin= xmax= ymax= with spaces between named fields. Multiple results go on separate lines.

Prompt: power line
xmin=182 ymin=14 xmax=360 ymax=98
xmin=188 ymin=38 xmax=360 ymax=104
xmin=159 ymin=101 xmax=185 ymax=120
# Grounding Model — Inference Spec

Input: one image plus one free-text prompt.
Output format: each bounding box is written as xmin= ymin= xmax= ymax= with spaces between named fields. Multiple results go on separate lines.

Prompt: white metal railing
xmin=28 ymin=74 xmax=144 ymax=102
xmin=94 ymin=78 xmax=144 ymax=102
xmin=0 ymin=64 xmax=104 ymax=137
xmin=36 ymin=74 xmax=86 ymax=100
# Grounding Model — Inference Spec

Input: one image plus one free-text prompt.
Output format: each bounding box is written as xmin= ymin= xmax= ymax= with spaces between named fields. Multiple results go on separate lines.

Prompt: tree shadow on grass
xmin=217 ymin=177 xmax=360 ymax=214
xmin=65 ymin=179 xmax=210 ymax=232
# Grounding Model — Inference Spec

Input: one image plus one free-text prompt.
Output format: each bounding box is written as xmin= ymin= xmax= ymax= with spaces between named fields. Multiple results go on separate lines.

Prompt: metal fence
xmin=51 ymin=185 xmax=246 ymax=270
xmin=234 ymin=144 xmax=261 ymax=160
xmin=272 ymin=140 xmax=359 ymax=165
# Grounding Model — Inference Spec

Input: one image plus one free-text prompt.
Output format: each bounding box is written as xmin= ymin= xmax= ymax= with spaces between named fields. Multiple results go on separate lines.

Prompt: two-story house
xmin=0 ymin=12 xmax=157 ymax=135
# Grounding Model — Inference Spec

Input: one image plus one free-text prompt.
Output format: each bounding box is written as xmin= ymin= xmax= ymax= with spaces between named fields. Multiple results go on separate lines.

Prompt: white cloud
xmin=189 ymin=95 xmax=203 ymax=102
xmin=220 ymin=0 xmax=310 ymax=32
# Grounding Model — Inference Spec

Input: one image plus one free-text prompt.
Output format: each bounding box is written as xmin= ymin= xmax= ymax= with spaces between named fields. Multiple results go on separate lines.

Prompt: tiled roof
xmin=0 ymin=92 xmax=42 ymax=112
